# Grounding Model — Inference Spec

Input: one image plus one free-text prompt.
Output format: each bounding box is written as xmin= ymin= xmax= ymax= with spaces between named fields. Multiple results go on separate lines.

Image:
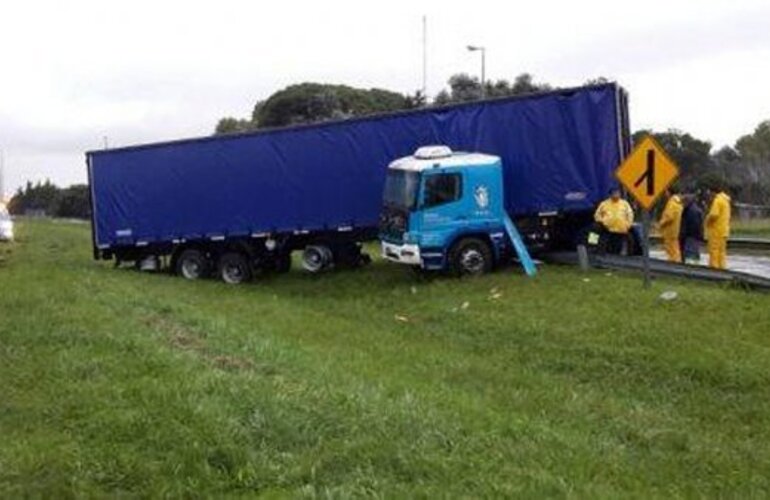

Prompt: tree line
xmin=215 ymin=74 xmax=770 ymax=205
xmin=214 ymin=73 xmax=554 ymax=134
xmin=7 ymin=181 xmax=91 ymax=219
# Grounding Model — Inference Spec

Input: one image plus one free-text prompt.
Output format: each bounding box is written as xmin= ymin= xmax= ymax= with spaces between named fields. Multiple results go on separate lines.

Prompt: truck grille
xmin=379 ymin=207 xmax=408 ymax=240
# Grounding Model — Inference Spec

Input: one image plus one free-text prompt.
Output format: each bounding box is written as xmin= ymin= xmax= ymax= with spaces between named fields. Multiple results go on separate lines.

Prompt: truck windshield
xmin=383 ymin=169 xmax=419 ymax=210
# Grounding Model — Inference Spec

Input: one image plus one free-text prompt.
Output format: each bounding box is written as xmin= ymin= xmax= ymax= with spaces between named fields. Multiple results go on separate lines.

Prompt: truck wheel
xmin=302 ymin=245 xmax=333 ymax=273
xmin=217 ymin=252 xmax=252 ymax=285
xmin=176 ymin=248 xmax=210 ymax=280
xmin=449 ymin=238 xmax=493 ymax=276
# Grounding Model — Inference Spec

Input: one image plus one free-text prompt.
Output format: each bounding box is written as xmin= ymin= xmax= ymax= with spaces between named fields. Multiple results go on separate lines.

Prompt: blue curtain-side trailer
xmin=86 ymin=83 xmax=630 ymax=283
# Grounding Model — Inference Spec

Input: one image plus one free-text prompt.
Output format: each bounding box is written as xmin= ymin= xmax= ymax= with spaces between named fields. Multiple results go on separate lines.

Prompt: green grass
xmin=733 ymin=218 xmax=770 ymax=238
xmin=2 ymin=219 xmax=770 ymax=497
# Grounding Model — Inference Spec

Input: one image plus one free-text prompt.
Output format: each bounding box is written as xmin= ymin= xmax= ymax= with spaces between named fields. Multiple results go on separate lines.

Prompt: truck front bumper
xmin=381 ymin=241 xmax=421 ymax=265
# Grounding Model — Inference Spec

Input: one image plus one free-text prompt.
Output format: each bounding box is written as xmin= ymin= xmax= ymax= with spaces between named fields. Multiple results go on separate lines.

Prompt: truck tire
xmin=175 ymin=248 xmax=210 ymax=280
xmin=449 ymin=238 xmax=493 ymax=276
xmin=302 ymin=245 xmax=333 ymax=273
xmin=217 ymin=252 xmax=252 ymax=285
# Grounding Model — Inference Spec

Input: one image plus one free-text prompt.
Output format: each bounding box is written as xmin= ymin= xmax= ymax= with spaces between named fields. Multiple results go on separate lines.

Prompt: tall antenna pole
xmin=481 ymin=47 xmax=486 ymax=97
xmin=422 ymin=15 xmax=427 ymax=102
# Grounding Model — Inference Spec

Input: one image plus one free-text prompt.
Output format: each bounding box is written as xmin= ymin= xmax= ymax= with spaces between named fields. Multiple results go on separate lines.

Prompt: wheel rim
xmin=222 ymin=262 xmax=246 ymax=284
xmin=460 ymin=248 xmax=485 ymax=274
xmin=303 ymin=249 xmax=323 ymax=272
xmin=181 ymin=258 xmax=202 ymax=280
xmin=302 ymin=247 xmax=328 ymax=273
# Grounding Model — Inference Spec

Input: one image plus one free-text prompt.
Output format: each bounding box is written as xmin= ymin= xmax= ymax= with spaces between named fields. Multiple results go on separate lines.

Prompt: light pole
xmin=467 ymin=45 xmax=486 ymax=98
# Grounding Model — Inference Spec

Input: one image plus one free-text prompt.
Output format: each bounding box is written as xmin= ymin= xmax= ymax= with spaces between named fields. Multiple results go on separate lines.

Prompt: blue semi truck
xmin=87 ymin=83 xmax=631 ymax=283
xmin=380 ymin=146 xmax=539 ymax=276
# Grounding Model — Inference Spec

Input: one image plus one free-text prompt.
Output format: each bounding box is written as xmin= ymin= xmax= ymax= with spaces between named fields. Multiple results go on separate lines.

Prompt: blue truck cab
xmin=380 ymin=145 xmax=535 ymax=275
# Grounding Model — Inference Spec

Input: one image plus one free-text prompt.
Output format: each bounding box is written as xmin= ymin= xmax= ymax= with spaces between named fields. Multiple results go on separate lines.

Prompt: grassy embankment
xmin=1 ymin=219 xmax=770 ymax=497
xmin=733 ymin=218 xmax=770 ymax=238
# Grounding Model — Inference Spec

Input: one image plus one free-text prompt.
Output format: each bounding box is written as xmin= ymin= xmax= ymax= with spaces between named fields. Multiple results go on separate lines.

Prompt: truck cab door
xmin=417 ymin=171 xmax=466 ymax=245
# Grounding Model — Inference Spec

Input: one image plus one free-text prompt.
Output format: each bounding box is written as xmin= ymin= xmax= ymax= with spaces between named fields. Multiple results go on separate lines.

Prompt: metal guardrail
xmin=726 ymin=237 xmax=770 ymax=251
xmin=543 ymin=251 xmax=770 ymax=292
xmin=649 ymin=236 xmax=770 ymax=252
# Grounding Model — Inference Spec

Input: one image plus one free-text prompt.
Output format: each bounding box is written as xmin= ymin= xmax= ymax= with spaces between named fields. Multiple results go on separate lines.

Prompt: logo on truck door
xmin=474 ymin=185 xmax=489 ymax=209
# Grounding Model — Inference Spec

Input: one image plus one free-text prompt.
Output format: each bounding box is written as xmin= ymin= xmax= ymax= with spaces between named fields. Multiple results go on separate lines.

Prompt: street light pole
xmin=467 ymin=45 xmax=486 ymax=98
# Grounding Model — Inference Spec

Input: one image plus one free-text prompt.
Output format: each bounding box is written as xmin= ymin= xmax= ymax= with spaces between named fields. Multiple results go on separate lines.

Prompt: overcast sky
xmin=1 ymin=0 xmax=769 ymax=196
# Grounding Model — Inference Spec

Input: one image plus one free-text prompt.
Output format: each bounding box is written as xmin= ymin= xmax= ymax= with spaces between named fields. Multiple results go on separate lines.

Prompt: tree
xmin=735 ymin=120 xmax=770 ymax=164
xmin=56 ymin=185 xmax=91 ymax=219
xmin=8 ymin=180 xmax=60 ymax=215
xmin=215 ymin=117 xmax=254 ymax=135
xmin=433 ymin=89 xmax=452 ymax=106
xmin=433 ymin=72 xmax=553 ymax=105
xmin=215 ymin=83 xmax=410 ymax=133
xmin=252 ymin=83 xmax=408 ymax=129
xmin=446 ymin=73 xmax=482 ymax=102
xmin=732 ymin=120 xmax=770 ymax=203
xmin=511 ymin=73 xmax=550 ymax=95
xmin=584 ymin=76 xmax=611 ymax=86
xmin=484 ymin=79 xmax=512 ymax=98
xmin=403 ymin=90 xmax=427 ymax=109
xmin=8 ymin=181 xmax=90 ymax=218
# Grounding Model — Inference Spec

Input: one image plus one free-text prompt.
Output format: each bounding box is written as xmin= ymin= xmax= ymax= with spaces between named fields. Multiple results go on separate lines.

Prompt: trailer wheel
xmin=217 ymin=252 xmax=252 ymax=285
xmin=302 ymin=245 xmax=333 ymax=273
xmin=449 ymin=238 xmax=493 ymax=276
xmin=176 ymin=248 xmax=210 ymax=280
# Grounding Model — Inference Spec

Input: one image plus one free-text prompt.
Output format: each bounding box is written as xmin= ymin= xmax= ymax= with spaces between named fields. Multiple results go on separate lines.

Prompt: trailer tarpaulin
xmin=88 ymin=84 xmax=626 ymax=248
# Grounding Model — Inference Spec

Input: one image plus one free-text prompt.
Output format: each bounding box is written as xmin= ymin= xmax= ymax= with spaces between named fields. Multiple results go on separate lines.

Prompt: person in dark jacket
xmin=679 ymin=194 xmax=704 ymax=264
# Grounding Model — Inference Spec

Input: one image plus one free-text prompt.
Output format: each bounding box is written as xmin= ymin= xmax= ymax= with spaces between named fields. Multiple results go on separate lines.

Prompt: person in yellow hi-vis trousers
xmin=658 ymin=188 xmax=683 ymax=262
xmin=704 ymin=184 xmax=731 ymax=269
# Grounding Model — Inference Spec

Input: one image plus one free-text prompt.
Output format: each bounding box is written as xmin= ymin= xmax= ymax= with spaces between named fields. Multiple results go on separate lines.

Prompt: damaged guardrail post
xmin=577 ymin=244 xmax=590 ymax=272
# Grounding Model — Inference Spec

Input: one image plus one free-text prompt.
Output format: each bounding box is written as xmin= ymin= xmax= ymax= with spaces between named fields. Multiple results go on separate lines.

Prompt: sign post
xmin=616 ymin=135 xmax=680 ymax=288
xmin=641 ymin=210 xmax=651 ymax=287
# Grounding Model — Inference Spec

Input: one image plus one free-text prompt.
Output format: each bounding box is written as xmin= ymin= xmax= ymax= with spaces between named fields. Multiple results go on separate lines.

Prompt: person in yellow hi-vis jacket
xmin=704 ymin=184 xmax=731 ymax=269
xmin=594 ymin=188 xmax=634 ymax=254
xmin=658 ymin=188 xmax=683 ymax=262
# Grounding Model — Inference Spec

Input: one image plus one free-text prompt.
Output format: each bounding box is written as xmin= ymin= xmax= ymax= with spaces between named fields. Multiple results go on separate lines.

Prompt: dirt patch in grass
xmin=211 ymin=355 xmax=254 ymax=371
xmin=145 ymin=314 xmax=260 ymax=373
xmin=0 ymin=242 xmax=16 ymax=266
xmin=168 ymin=331 xmax=207 ymax=353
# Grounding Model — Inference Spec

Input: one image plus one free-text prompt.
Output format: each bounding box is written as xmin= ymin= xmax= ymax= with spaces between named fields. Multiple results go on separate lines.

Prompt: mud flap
xmin=503 ymin=214 xmax=537 ymax=277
